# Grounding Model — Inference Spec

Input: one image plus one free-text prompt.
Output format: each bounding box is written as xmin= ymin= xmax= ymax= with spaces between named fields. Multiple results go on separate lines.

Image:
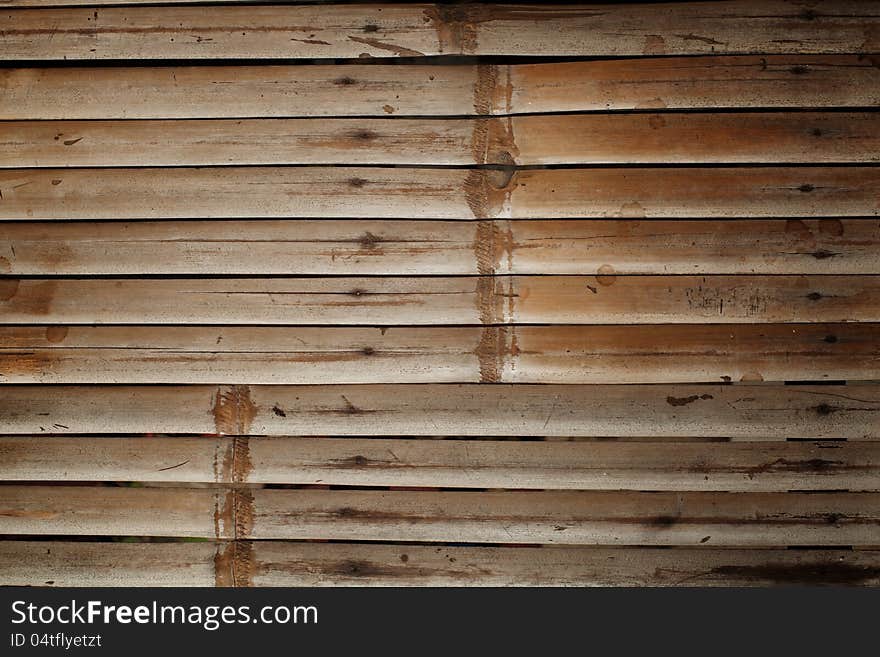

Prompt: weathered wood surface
xmin=3 ymin=56 xmax=877 ymax=120
xmin=2 ymin=166 xmax=876 ymax=220
xmin=0 ymin=384 xmax=875 ymax=438
xmin=5 ymin=112 xmax=880 ymax=167
xmin=0 ymin=541 xmax=217 ymax=587
xmin=239 ymin=543 xmax=880 ymax=587
xmin=1 ymin=485 xmax=877 ymax=546
xmin=3 ymin=540 xmax=879 ymax=587
xmin=4 ymin=2 xmax=877 ymax=61
xmin=0 ymin=324 xmax=876 ymax=384
xmin=2 ymin=276 xmax=876 ymax=325
xmin=2 ymin=436 xmax=876 ymax=491
xmin=4 ymin=219 xmax=876 ymax=276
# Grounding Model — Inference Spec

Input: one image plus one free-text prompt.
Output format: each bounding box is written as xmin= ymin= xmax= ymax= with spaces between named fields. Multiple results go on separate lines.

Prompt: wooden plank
xmin=2 ymin=436 xmax=876 ymax=492
xmin=1 ymin=485 xmax=877 ymax=546
xmin=244 ymin=489 xmax=880 ymax=546
xmin=245 ymin=543 xmax=880 ymax=587
xmin=0 ymin=324 xmax=877 ymax=384
xmin=0 ymin=384 xmax=876 ymax=438
xmin=2 ymin=166 xmax=877 ymax=220
xmin=4 ymin=219 xmax=877 ymax=276
xmin=8 ymin=168 xmax=880 ymax=222
xmin=3 ymin=541 xmax=878 ymax=587
xmin=3 ymin=2 xmax=877 ymax=60
xmin=2 ymin=276 xmax=877 ymax=325
xmin=4 ymin=112 xmax=880 ymax=167
xmin=0 ymin=541 xmax=217 ymax=587
xmin=2 ymin=56 xmax=876 ymax=120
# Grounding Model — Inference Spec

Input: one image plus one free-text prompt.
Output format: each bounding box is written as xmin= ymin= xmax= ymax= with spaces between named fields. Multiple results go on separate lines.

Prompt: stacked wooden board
xmin=1 ymin=0 xmax=879 ymax=587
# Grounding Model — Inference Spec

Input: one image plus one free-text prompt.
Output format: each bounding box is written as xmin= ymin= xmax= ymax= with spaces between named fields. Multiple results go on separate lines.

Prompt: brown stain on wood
xmin=213 ymin=540 xmax=254 ymax=587
xmin=464 ymin=169 xmax=516 ymax=219
xmin=0 ymin=509 xmax=59 ymax=520
xmin=211 ymin=385 xmax=257 ymax=435
xmin=44 ymin=326 xmax=68 ymax=343
xmin=0 ymin=279 xmax=56 ymax=315
xmin=473 ymin=63 xmax=510 ymax=116
xmin=232 ymin=436 xmax=252 ymax=484
xmin=475 ymin=326 xmax=514 ymax=383
xmin=667 ymin=394 xmax=714 ymax=407
xmin=710 ymin=562 xmax=880 ymax=586
xmin=425 ymin=6 xmax=479 ymax=54
xmin=0 ymin=278 xmax=20 ymax=301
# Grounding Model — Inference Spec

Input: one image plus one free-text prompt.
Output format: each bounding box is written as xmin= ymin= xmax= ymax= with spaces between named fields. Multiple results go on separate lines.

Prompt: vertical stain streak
xmin=211 ymin=385 xmax=257 ymax=435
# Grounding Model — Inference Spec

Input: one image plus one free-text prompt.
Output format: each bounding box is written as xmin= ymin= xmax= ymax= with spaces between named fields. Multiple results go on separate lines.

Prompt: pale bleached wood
xmin=2 ymin=167 xmax=876 ymax=220
xmin=4 ymin=112 xmax=879 ymax=167
xmin=3 ymin=540 xmax=878 ymax=587
xmin=2 ymin=2 xmax=876 ymax=60
xmin=0 ymin=324 xmax=876 ymax=384
xmin=2 ymin=56 xmax=876 ymax=120
xmin=2 ymin=485 xmax=877 ymax=546
xmin=1 ymin=436 xmax=876 ymax=492
xmin=0 ymin=486 xmax=221 ymax=538
xmin=0 ymin=541 xmax=217 ymax=587
xmin=247 ymin=542 xmax=880 ymax=587
xmin=3 ymin=219 xmax=877 ymax=276
xmin=1 ymin=276 xmax=876 ymax=325
xmin=0 ymin=384 xmax=876 ymax=438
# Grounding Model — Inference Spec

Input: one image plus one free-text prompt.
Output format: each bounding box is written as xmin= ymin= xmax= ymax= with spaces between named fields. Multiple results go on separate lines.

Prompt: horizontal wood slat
xmin=3 ymin=1 xmax=877 ymax=60
xmin=0 ymin=541 xmax=216 ymax=587
xmin=2 ymin=436 xmax=876 ymax=491
xmin=2 ymin=166 xmax=877 ymax=220
xmin=5 ymin=112 xmax=880 ymax=167
xmin=1 ymin=485 xmax=877 ymax=546
xmin=225 ymin=542 xmax=880 ymax=587
xmin=6 ymin=0 xmax=880 ymax=59
xmin=0 ymin=324 xmax=876 ymax=384
xmin=2 ymin=541 xmax=878 ymax=587
xmin=2 ymin=276 xmax=876 ymax=325
xmin=0 ymin=384 xmax=875 ymax=438
xmin=4 ymin=219 xmax=877 ymax=276
xmin=3 ymin=56 xmax=876 ymax=120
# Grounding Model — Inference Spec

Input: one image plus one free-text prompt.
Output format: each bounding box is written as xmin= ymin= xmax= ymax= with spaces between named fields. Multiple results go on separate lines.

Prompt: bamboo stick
xmin=4 ymin=112 xmax=879 ymax=167
xmin=2 ymin=540 xmax=878 ymax=587
xmin=2 ymin=2 xmax=876 ymax=60
xmin=3 ymin=219 xmax=876 ymax=276
xmin=0 ymin=541 xmax=216 ymax=587
xmin=244 ymin=542 xmax=880 ymax=587
xmin=2 ymin=56 xmax=876 ymax=120
xmin=0 ymin=324 xmax=876 ymax=384
xmin=1 ymin=436 xmax=876 ymax=492
xmin=0 ymin=384 xmax=875 ymax=438
xmin=2 ymin=166 xmax=877 ymax=220
xmin=1 ymin=276 xmax=876 ymax=325
xmin=1 ymin=485 xmax=877 ymax=546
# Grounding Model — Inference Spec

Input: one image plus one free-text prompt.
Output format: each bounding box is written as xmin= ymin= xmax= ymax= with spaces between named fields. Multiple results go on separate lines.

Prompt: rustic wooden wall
xmin=1 ymin=0 xmax=879 ymax=587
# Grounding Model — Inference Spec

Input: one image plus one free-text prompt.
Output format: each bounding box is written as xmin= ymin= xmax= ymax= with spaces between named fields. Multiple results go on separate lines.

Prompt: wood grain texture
xmin=2 ymin=540 xmax=878 ymax=587
xmin=0 ymin=541 xmax=217 ymax=587
xmin=0 ymin=324 xmax=876 ymax=384
xmin=2 ymin=436 xmax=876 ymax=491
xmin=2 ymin=56 xmax=876 ymax=120
xmin=4 ymin=112 xmax=880 ymax=167
xmin=1 ymin=276 xmax=876 ymax=325
xmin=4 ymin=219 xmax=877 ymax=276
xmin=1 ymin=166 xmax=878 ymax=220
xmin=1 ymin=485 xmax=877 ymax=546
xmin=3 ymin=2 xmax=877 ymax=60
xmin=243 ymin=542 xmax=880 ymax=587
xmin=0 ymin=384 xmax=876 ymax=438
